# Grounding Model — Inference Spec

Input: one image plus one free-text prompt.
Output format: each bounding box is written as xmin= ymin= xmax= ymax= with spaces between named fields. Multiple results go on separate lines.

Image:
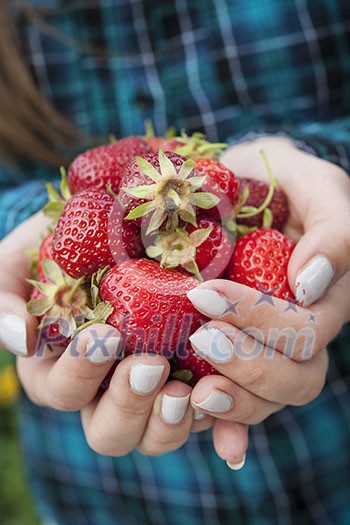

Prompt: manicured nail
xmin=187 ymin=288 xmax=229 ymax=316
xmin=85 ymin=335 xmax=121 ymax=364
xmin=226 ymin=454 xmax=246 ymax=471
xmin=189 ymin=327 xmax=233 ymax=363
xmin=130 ymin=364 xmax=164 ymax=394
xmin=161 ymin=393 xmax=190 ymax=424
xmin=193 ymin=390 xmax=233 ymax=413
xmin=193 ymin=409 xmax=207 ymax=421
xmin=295 ymin=256 xmax=334 ymax=307
xmin=0 ymin=314 xmax=28 ymax=356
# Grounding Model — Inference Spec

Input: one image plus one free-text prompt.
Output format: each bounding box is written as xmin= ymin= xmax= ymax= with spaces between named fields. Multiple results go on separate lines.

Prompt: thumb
xmin=288 ymin=208 xmax=350 ymax=308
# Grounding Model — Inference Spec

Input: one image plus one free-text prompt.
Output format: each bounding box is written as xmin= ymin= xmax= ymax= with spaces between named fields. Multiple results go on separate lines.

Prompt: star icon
xmin=226 ymin=300 xmax=241 ymax=316
xmin=283 ymin=301 xmax=299 ymax=314
xmin=308 ymin=312 xmax=319 ymax=323
xmin=254 ymin=291 xmax=276 ymax=308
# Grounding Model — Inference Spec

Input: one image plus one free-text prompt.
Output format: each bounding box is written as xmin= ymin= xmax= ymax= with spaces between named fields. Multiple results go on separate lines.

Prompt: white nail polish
xmin=0 ymin=314 xmax=28 ymax=356
xmin=161 ymin=393 xmax=190 ymax=424
xmin=85 ymin=335 xmax=120 ymax=364
xmin=193 ymin=409 xmax=207 ymax=421
xmin=194 ymin=390 xmax=233 ymax=413
xmin=189 ymin=327 xmax=233 ymax=363
xmin=295 ymin=256 xmax=334 ymax=307
xmin=187 ymin=288 xmax=229 ymax=316
xmin=130 ymin=364 xmax=164 ymax=394
xmin=226 ymin=454 xmax=246 ymax=471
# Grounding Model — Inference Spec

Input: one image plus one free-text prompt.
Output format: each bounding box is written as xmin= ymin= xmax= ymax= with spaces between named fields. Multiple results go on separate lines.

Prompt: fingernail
xmin=193 ymin=409 xmax=207 ymax=421
xmin=226 ymin=454 xmax=246 ymax=471
xmin=193 ymin=390 xmax=233 ymax=413
xmin=130 ymin=364 xmax=165 ymax=394
xmin=161 ymin=393 xmax=190 ymax=424
xmin=189 ymin=327 xmax=234 ymax=363
xmin=295 ymin=256 xmax=335 ymax=307
xmin=0 ymin=314 xmax=28 ymax=356
xmin=187 ymin=288 xmax=229 ymax=316
xmin=85 ymin=335 xmax=121 ymax=364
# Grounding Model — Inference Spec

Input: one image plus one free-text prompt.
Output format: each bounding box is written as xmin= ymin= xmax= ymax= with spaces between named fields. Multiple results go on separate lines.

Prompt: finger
xmin=0 ymin=291 xmax=38 ymax=357
xmin=137 ymin=380 xmax=193 ymax=456
xmin=213 ymin=419 xmax=249 ymax=469
xmin=0 ymin=211 xmax=54 ymax=357
xmin=191 ymin=374 xmax=283 ymax=423
xmin=189 ymin=321 xmax=329 ymax=405
xmin=190 ymin=410 xmax=215 ymax=433
xmin=187 ymin=280 xmax=343 ymax=360
xmin=17 ymin=324 xmax=122 ymax=410
xmin=287 ymin=165 xmax=350 ymax=306
xmin=81 ymin=354 xmax=170 ymax=456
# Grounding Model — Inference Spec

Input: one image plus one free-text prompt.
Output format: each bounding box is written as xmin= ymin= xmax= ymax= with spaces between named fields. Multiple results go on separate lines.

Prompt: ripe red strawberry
xmin=190 ymin=218 xmax=233 ymax=280
xmin=51 ymin=190 xmax=144 ymax=279
xmin=237 ymin=177 xmax=289 ymax=230
xmin=99 ymin=259 xmax=209 ymax=357
xmin=194 ymin=158 xmax=240 ymax=219
xmin=174 ymin=343 xmax=220 ymax=385
xmin=68 ymin=137 xmax=152 ymax=194
xmin=146 ymin=216 xmax=233 ymax=280
xmin=145 ymin=136 xmax=183 ymax=154
xmin=37 ymin=232 xmax=54 ymax=278
xmin=226 ymin=228 xmax=296 ymax=301
xmin=119 ymin=150 xmax=219 ymax=234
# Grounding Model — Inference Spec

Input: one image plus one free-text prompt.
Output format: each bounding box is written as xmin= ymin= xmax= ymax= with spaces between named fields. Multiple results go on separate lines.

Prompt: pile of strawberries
xmin=27 ymin=131 xmax=295 ymax=384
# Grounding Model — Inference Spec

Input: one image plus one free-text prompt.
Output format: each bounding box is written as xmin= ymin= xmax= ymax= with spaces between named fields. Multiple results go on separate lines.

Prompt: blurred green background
xmin=0 ymin=348 xmax=39 ymax=525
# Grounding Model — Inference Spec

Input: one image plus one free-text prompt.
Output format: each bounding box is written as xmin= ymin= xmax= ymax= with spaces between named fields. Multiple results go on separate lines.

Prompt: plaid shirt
xmin=1 ymin=1 xmax=350 ymax=524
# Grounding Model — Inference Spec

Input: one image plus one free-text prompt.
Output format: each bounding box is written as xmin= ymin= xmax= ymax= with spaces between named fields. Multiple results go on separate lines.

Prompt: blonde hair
xmin=0 ymin=1 xmax=85 ymax=167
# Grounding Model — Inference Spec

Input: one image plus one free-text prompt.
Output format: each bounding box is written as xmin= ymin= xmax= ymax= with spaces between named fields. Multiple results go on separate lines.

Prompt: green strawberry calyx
xmin=234 ymin=150 xmax=281 ymax=235
xmin=124 ymin=150 xmax=220 ymax=235
xmin=43 ymin=167 xmax=71 ymax=223
xmin=26 ymin=259 xmax=113 ymax=340
xmin=146 ymin=225 xmax=213 ymax=280
xmin=172 ymin=131 xmax=227 ymax=160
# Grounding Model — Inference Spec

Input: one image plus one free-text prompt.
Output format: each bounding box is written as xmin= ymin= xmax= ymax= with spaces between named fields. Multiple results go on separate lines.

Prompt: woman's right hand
xmin=0 ymin=213 xmax=213 ymax=456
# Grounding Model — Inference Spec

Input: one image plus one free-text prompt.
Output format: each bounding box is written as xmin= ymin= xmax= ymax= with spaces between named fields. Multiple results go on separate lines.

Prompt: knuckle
xmin=295 ymin=376 xmax=326 ymax=406
xmin=85 ymin=427 xmax=133 ymax=457
xmin=239 ymin=366 xmax=265 ymax=391
xmin=107 ymin=388 xmax=152 ymax=418
xmin=45 ymin=388 xmax=80 ymax=411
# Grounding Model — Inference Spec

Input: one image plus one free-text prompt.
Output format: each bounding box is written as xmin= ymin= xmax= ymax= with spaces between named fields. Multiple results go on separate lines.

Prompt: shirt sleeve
xmin=0 ymin=180 xmax=49 ymax=240
xmin=232 ymin=116 xmax=350 ymax=173
xmin=283 ymin=116 xmax=350 ymax=172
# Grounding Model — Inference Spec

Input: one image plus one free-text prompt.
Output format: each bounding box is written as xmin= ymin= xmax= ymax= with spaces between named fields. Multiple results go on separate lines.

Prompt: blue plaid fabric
xmin=1 ymin=0 xmax=349 ymax=523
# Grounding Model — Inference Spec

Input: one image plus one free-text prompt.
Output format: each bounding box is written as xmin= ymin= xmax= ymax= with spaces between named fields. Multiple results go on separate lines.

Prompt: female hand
xmin=0 ymin=213 xmax=213 ymax=458
xmin=186 ymin=137 xmax=350 ymax=464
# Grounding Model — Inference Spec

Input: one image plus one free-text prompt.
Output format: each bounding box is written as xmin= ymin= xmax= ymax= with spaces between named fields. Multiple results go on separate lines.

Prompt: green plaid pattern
xmin=1 ymin=0 xmax=349 ymax=523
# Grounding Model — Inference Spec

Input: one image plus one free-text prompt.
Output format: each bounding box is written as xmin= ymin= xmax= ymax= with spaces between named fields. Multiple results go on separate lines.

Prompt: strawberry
xmin=99 ymin=259 xmax=208 ymax=357
xmin=146 ymin=216 xmax=233 ymax=280
xmin=194 ymin=158 xmax=240 ymax=219
xmin=68 ymin=137 xmax=152 ymax=194
xmin=145 ymin=136 xmax=183 ymax=154
xmin=237 ymin=177 xmax=289 ymax=231
xmin=119 ymin=150 xmax=219 ymax=234
xmin=51 ymin=190 xmax=116 ymax=278
xmin=174 ymin=344 xmax=220 ymax=385
xmin=27 ymin=260 xmax=113 ymax=347
xmin=226 ymin=228 xmax=296 ymax=301
xmin=37 ymin=232 xmax=54 ymax=278
xmin=51 ymin=190 xmax=144 ymax=279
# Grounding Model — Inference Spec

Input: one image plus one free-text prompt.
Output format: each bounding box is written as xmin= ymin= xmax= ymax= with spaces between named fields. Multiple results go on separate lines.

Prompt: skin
xmin=0 ymin=137 xmax=349 ymax=465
